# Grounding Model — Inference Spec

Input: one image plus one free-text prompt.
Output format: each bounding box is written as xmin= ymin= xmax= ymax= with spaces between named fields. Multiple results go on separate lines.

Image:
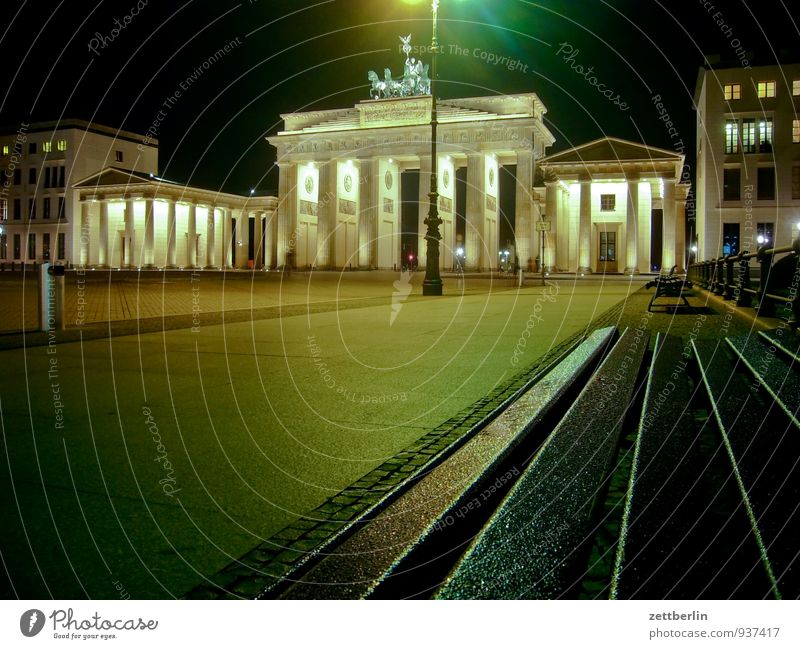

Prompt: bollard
xmin=38 ymin=263 xmax=65 ymax=332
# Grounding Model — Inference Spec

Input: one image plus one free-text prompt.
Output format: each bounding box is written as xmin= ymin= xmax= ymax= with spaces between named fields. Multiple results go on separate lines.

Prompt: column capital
xmin=625 ymin=172 xmax=641 ymax=183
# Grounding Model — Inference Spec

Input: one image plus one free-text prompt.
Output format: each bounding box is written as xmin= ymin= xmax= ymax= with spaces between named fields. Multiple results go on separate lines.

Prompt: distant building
xmin=0 ymin=119 xmax=276 ymax=269
xmin=694 ymin=61 xmax=800 ymax=261
xmin=536 ymin=138 xmax=690 ymax=274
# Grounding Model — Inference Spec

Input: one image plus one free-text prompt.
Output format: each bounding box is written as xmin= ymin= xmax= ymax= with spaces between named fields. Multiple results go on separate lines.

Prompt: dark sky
xmin=0 ymin=0 xmax=796 ymax=195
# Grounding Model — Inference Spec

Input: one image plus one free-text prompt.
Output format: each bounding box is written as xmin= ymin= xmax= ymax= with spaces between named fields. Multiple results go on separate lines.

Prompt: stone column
xmin=675 ymin=195 xmax=687 ymax=271
xmin=187 ymin=203 xmax=197 ymax=268
xmin=465 ymin=153 xmax=484 ymax=271
xmin=544 ymin=180 xmax=560 ymax=273
xmin=277 ymin=163 xmax=296 ymax=267
xmin=515 ymin=151 xmax=534 ymax=271
xmin=124 ymin=199 xmax=135 ymax=268
xmin=316 ymin=161 xmax=336 ymax=269
xmin=558 ymin=185 xmax=570 ymax=271
xmin=143 ymin=198 xmax=155 ymax=268
xmin=578 ymin=180 xmax=592 ymax=273
xmin=417 ymin=155 xmax=431 ymax=268
xmin=206 ymin=206 xmax=217 ymax=268
xmin=624 ymin=176 xmax=640 ymax=274
xmin=662 ymin=179 xmax=677 ymax=272
xmin=80 ymin=202 xmax=90 ymax=267
xmin=166 ymin=199 xmax=177 ymax=268
xmin=253 ymin=210 xmax=263 ymax=269
xmin=235 ymin=210 xmax=249 ymax=269
xmin=222 ymin=208 xmax=233 ymax=269
xmin=263 ymin=210 xmax=275 ymax=269
xmin=98 ymin=200 xmax=109 ymax=268
xmin=359 ymin=158 xmax=378 ymax=269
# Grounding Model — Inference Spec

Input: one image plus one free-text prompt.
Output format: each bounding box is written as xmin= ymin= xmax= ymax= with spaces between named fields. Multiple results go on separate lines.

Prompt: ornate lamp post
xmin=422 ymin=0 xmax=443 ymax=295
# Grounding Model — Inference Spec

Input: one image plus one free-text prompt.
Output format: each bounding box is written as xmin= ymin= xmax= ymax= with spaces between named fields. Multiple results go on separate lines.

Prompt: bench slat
xmin=436 ymin=326 xmax=648 ymax=599
xmin=693 ymin=339 xmax=800 ymax=598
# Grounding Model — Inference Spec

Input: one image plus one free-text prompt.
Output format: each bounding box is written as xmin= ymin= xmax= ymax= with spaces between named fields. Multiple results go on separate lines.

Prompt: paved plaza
xmin=0 ymin=270 xmax=765 ymax=598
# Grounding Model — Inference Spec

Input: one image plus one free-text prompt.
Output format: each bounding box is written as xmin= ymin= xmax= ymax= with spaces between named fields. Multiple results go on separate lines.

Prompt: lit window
xmin=757 ymin=81 xmax=776 ymax=98
xmin=725 ymin=119 xmax=739 ymax=154
xmin=600 ymin=194 xmax=616 ymax=211
xmin=42 ymin=141 xmax=52 ymax=153
xmin=758 ymin=118 xmax=773 ymax=152
xmin=793 ymin=119 xmax=800 ymax=144
xmin=1 ymin=144 xmax=8 ymax=156
xmin=741 ymin=118 xmax=756 ymax=154
xmin=793 ymin=80 xmax=800 ymax=96
xmin=57 ymin=139 xmax=67 ymax=152
xmin=756 ymin=223 xmax=774 ymax=245
xmin=723 ymin=83 xmax=741 ymax=100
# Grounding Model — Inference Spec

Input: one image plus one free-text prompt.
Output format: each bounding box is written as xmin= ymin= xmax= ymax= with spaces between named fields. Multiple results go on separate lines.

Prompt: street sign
xmin=536 ymin=220 xmax=551 ymax=232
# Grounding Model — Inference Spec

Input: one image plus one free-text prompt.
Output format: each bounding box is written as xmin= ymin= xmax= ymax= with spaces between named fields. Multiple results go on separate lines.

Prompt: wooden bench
xmin=646 ymin=266 xmax=693 ymax=312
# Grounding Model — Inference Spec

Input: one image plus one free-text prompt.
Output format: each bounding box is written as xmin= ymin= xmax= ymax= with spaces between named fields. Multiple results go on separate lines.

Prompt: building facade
xmin=537 ymin=138 xmax=690 ymax=274
xmin=267 ymin=93 xmax=554 ymax=272
xmin=695 ymin=62 xmax=800 ymax=261
xmin=0 ymin=120 xmax=158 ymax=266
xmin=0 ymin=119 xmax=277 ymax=270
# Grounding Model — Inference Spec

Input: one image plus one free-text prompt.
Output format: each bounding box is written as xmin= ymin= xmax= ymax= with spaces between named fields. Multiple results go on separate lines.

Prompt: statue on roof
xmin=368 ymin=35 xmax=431 ymax=100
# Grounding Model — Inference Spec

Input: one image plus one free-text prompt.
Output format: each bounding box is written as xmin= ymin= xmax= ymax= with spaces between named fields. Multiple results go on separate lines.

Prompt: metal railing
xmin=687 ymin=237 xmax=800 ymax=330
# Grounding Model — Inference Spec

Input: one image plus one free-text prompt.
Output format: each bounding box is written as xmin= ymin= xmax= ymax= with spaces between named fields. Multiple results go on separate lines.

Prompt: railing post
xmin=790 ymin=238 xmax=800 ymax=331
xmin=716 ymin=257 xmax=725 ymax=295
xmin=736 ymin=251 xmax=752 ymax=308
xmin=757 ymin=245 xmax=775 ymax=317
xmin=724 ymin=255 xmax=735 ymax=300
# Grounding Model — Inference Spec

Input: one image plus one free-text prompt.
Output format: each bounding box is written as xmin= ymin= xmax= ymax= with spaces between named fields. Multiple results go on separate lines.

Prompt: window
xmin=57 ymin=233 xmax=65 ymax=260
xmin=723 ymin=168 xmax=741 ymax=201
xmin=58 ymin=165 xmax=65 ymax=187
xmin=115 ymin=150 xmax=123 ymax=162
xmin=56 ymin=139 xmax=67 ymax=152
xmin=742 ymin=118 xmax=756 ymax=153
xmin=43 ymin=197 xmax=51 ymax=219
xmin=725 ymin=119 xmax=739 ymax=154
xmin=57 ymin=197 xmax=65 ymax=219
xmin=28 ymin=167 xmax=36 ymax=185
xmin=599 ymin=231 xmax=616 ymax=261
xmin=44 ymin=167 xmax=51 ymax=188
xmin=0 ymin=199 xmax=6 ymax=221
xmin=13 ymin=234 xmax=20 ymax=259
xmin=28 ymin=142 xmax=37 ymax=155
xmin=13 ymin=199 xmax=21 ymax=219
xmin=757 ymin=81 xmax=776 ymax=98
xmin=28 ymin=198 xmax=36 ymax=219
xmin=42 ymin=233 xmax=50 ymax=260
xmin=1 ymin=144 xmax=8 ymax=155
xmin=600 ymin=194 xmax=616 ymax=211
xmin=794 ymin=119 xmax=800 ymax=143
xmin=793 ymin=166 xmax=800 ymax=200
xmin=0 ymin=234 xmax=6 ymax=259
xmin=723 ymin=223 xmax=740 ymax=256
xmin=27 ymin=233 xmax=35 ymax=259
xmin=42 ymin=141 xmax=52 ymax=153
xmin=757 ymin=167 xmax=776 ymax=201
xmin=13 ymin=169 xmax=20 ymax=185
xmin=756 ymin=223 xmax=774 ymax=246
xmin=758 ymin=118 xmax=773 ymax=152
xmin=724 ymin=83 xmax=741 ymax=100
xmin=793 ymin=80 xmax=800 ymax=96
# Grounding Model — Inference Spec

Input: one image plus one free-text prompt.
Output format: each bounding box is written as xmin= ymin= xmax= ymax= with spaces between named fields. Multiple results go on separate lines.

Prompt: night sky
xmin=0 ymin=0 xmax=796 ymax=197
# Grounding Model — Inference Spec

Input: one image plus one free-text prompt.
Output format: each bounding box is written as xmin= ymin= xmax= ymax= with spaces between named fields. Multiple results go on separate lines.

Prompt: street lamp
xmin=422 ymin=0 xmax=443 ymax=295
